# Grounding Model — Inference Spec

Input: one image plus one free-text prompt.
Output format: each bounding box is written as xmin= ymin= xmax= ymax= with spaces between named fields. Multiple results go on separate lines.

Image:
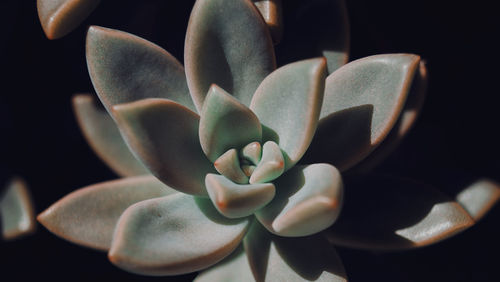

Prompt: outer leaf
xmin=205 ymin=174 xmax=275 ymax=218
xmin=352 ymin=61 xmax=428 ymax=171
xmin=37 ymin=175 xmax=174 ymax=250
xmin=199 ymin=85 xmax=262 ymax=162
xmin=244 ymin=221 xmax=347 ymax=282
xmin=112 ymin=98 xmax=214 ymax=195
xmin=109 ymin=194 xmax=251 ymax=276
xmin=195 ymin=245 xmax=255 ymax=282
xmin=456 ymin=179 xmax=500 ymax=221
xmin=250 ymin=58 xmax=327 ymax=170
xmin=276 ymin=0 xmax=350 ymax=74
xmin=37 ymin=0 xmax=100 ymax=39
xmin=252 ymin=0 xmax=283 ymax=44
xmin=86 ymin=26 xmax=196 ymax=114
xmin=303 ymin=54 xmax=420 ymax=171
xmin=73 ymin=94 xmax=148 ymax=177
xmin=255 ymin=164 xmax=343 ymax=237
xmin=325 ymin=175 xmax=474 ymax=250
xmin=0 ymin=178 xmax=36 ymax=240
xmin=185 ymin=0 xmax=276 ymax=110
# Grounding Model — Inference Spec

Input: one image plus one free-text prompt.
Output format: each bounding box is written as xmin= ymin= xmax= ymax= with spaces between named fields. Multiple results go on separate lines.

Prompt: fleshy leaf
xmin=252 ymin=0 xmax=283 ymax=44
xmin=456 ymin=179 xmax=500 ymax=221
xmin=352 ymin=61 xmax=428 ymax=171
xmin=214 ymin=149 xmax=248 ymax=184
xmin=205 ymin=174 xmax=275 ymax=218
xmin=244 ymin=221 xmax=347 ymax=281
xmin=250 ymin=58 xmax=327 ymax=170
xmin=109 ymin=194 xmax=250 ymax=276
xmin=241 ymin=142 xmax=262 ymax=165
xmin=37 ymin=0 xmax=100 ymax=39
xmin=255 ymin=163 xmax=343 ymax=237
xmin=276 ymin=0 xmax=350 ymax=74
xmin=73 ymin=94 xmax=148 ymax=176
xmin=185 ymin=0 xmax=276 ymax=110
xmin=199 ymin=85 xmax=262 ymax=162
xmin=195 ymin=245 xmax=255 ymax=282
xmin=86 ymin=26 xmax=196 ymax=114
xmin=112 ymin=98 xmax=214 ymax=195
xmin=303 ymin=54 xmax=421 ymax=171
xmin=0 ymin=178 xmax=36 ymax=240
xmin=249 ymin=141 xmax=285 ymax=184
xmin=242 ymin=165 xmax=256 ymax=177
xmin=37 ymin=175 xmax=174 ymax=250
xmin=325 ymin=175 xmax=474 ymax=250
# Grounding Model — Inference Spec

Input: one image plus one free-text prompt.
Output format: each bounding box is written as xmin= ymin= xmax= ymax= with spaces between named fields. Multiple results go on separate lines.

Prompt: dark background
xmin=1 ymin=0 xmax=498 ymax=281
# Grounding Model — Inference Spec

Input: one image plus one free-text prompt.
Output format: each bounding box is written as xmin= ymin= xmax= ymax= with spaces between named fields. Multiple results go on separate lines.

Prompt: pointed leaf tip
xmin=86 ymin=26 xmax=195 ymax=114
xmin=37 ymin=0 xmax=101 ymax=39
xmin=37 ymin=175 xmax=175 ymax=250
xmin=252 ymin=0 xmax=283 ymax=44
xmin=112 ymin=98 xmax=214 ymax=195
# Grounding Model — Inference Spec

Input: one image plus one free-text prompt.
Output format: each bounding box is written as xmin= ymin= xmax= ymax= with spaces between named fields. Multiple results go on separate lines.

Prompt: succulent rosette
xmin=38 ymin=0 xmax=500 ymax=280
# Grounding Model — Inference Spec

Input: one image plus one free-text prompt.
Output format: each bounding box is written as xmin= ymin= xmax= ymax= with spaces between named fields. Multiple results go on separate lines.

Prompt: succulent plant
xmin=0 ymin=177 xmax=36 ymax=240
xmin=36 ymin=0 xmax=500 ymax=280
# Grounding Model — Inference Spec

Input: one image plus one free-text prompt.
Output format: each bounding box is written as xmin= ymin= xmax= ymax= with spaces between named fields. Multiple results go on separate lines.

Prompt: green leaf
xmin=109 ymin=194 xmax=251 ymax=276
xmin=37 ymin=0 xmax=100 ymax=39
xmin=86 ymin=26 xmax=196 ymax=114
xmin=72 ymin=94 xmax=148 ymax=177
xmin=199 ymin=85 xmax=262 ymax=162
xmin=352 ymin=61 xmax=428 ymax=171
xmin=205 ymin=174 xmax=275 ymax=218
xmin=112 ymin=98 xmax=214 ymax=195
xmin=185 ymin=0 xmax=276 ymax=110
xmin=255 ymin=163 xmax=343 ymax=237
xmin=0 ymin=178 xmax=35 ymax=240
xmin=303 ymin=54 xmax=421 ymax=171
xmin=37 ymin=175 xmax=174 ymax=250
xmin=250 ymin=58 xmax=327 ymax=170
xmin=456 ymin=179 xmax=500 ymax=221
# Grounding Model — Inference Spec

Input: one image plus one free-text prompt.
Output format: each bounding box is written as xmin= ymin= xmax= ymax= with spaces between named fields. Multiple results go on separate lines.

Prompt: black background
xmin=1 ymin=0 xmax=499 ymax=281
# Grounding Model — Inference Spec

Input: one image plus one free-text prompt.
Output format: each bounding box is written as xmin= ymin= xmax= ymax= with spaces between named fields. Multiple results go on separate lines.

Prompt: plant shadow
xmin=301 ymin=104 xmax=374 ymax=171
